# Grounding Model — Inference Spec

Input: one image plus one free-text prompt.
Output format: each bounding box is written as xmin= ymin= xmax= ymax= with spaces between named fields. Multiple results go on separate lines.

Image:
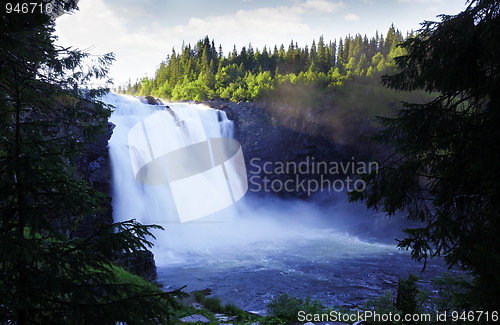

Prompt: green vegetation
xmin=255 ymin=272 xmax=472 ymax=325
xmin=159 ymin=271 xmax=474 ymax=325
xmin=193 ymin=292 xmax=253 ymax=321
xmin=201 ymin=296 xmax=226 ymax=314
xmin=2 ymin=0 xmax=497 ymax=322
xmin=431 ymin=272 xmax=470 ymax=313
xmin=362 ymin=272 xmax=475 ymax=325
xmin=118 ymin=25 xmax=408 ymax=103
xmin=349 ymin=0 xmax=500 ymax=311
xmin=364 ymin=290 xmax=400 ymax=321
xmin=266 ymin=293 xmax=325 ymax=324
xmin=395 ymin=273 xmax=420 ymax=318
xmin=0 ymin=1 xmax=183 ymax=323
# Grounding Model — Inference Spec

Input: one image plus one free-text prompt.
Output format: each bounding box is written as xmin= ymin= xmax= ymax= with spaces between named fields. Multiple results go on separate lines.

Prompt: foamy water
xmin=105 ymin=93 xmax=451 ymax=312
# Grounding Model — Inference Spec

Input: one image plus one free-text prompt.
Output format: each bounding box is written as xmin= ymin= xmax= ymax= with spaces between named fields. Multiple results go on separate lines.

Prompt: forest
xmin=118 ymin=25 xmax=407 ymax=102
xmin=2 ymin=0 xmax=499 ymax=323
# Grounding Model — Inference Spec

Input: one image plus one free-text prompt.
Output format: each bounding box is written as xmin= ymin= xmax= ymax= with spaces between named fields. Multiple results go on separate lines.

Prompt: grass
xmin=166 ymin=270 xmax=472 ymax=325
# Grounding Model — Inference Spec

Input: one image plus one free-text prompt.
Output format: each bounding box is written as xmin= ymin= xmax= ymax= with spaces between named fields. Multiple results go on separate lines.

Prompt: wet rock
xmin=203 ymin=100 xmax=377 ymax=199
xmin=179 ymin=314 xmax=210 ymax=323
xmin=74 ymin=121 xmax=114 ymax=237
xmin=116 ymin=250 xmax=157 ymax=281
xmin=214 ymin=313 xmax=236 ymax=322
xmin=197 ymin=288 xmax=212 ymax=296
xmin=82 ymin=122 xmax=114 ymax=195
xmin=248 ymin=310 xmax=266 ymax=317
xmin=78 ymin=118 xmax=158 ymax=281
xmin=141 ymin=95 xmax=163 ymax=105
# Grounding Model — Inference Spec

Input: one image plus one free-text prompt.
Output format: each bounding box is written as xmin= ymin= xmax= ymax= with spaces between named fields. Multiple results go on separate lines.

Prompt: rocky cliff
xmin=205 ymin=99 xmax=384 ymax=198
xmin=76 ymin=122 xmax=114 ymax=236
xmin=78 ymin=118 xmax=157 ymax=281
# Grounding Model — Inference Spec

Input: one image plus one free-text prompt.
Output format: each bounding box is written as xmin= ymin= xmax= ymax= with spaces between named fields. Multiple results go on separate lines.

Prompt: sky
xmin=54 ymin=0 xmax=468 ymax=86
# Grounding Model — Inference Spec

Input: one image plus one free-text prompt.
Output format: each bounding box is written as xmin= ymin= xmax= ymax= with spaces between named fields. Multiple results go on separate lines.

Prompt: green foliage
xmin=396 ymin=273 xmax=420 ymax=317
xmin=194 ymin=291 xmax=206 ymax=303
xmin=266 ymin=293 xmax=325 ymax=324
xmin=223 ymin=303 xmax=250 ymax=321
xmin=431 ymin=272 xmax=471 ymax=313
xmin=0 ymin=1 xmax=184 ymax=324
xmin=363 ymin=290 xmax=401 ymax=324
xmin=119 ymin=26 xmax=406 ymax=102
xmin=223 ymin=302 xmax=240 ymax=315
xmin=363 ymin=274 xmax=422 ymax=325
xmin=202 ymin=296 xmax=225 ymax=313
xmin=349 ymin=0 xmax=500 ymax=310
xmin=362 ymin=272 xmax=474 ymax=325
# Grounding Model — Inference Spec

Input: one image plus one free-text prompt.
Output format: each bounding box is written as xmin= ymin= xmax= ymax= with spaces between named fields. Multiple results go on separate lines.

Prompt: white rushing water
xmin=105 ymin=93 xmax=436 ymax=311
xmin=105 ymin=93 xmax=393 ymax=262
xmin=106 ymin=93 xmax=246 ymax=223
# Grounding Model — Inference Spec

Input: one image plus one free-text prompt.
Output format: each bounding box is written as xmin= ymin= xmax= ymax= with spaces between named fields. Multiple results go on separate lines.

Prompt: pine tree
xmin=317 ymin=35 xmax=328 ymax=73
xmin=247 ymin=43 xmax=255 ymax=71
xmin=350 ymin=0 xmax=500 ymax=310
xmin=337 ymin=39 xmax=344 ymax=64
xmin=329 ymin=40 xmax=336 ymax=68
xmin=286 ymin=40 xmax=296 ymax=64
xmin=309 ymin=39 xmax=317 ymax=70
xmin=342 ymin=36 xmax=350 ymax=63
xmin=0 ymin=1 xmax=183 ymax=323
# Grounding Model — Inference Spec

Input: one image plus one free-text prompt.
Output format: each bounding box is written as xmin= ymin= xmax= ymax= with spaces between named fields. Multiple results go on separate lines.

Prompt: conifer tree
xmin=337 ymin=39 xmax=344 ymax=64
xmin=0 ymin=1 xmax=183 ymax=323
xmin=317 ymin=35 xmax=328 ymax=73
xmin=350 ymin=0 xmax=500 ymax=310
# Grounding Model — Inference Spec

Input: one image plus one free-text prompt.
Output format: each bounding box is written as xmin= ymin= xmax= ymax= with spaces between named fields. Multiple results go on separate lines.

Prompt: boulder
xmin=143 ymin=95 xmax=163 ymax=105
xmin=116 ymin=250 xmax=157 ymax=281
xmin=179 ymin=315 xmax=211 ymax=323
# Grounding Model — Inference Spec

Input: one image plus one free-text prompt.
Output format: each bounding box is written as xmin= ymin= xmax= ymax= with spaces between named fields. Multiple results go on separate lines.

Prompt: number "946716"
xmin=5 ymin=2 xmax=53 ymax=14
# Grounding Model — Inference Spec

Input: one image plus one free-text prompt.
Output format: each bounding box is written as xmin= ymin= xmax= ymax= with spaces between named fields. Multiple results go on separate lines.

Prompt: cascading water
xmin=107 ymin=93 xmax=241 ymax=225
xmin=105 ymin=93 xmax=450 ymax=312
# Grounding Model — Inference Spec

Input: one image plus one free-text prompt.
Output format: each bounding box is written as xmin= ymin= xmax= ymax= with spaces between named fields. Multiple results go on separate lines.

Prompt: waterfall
xmin=103 ymin=94 xmax=448 ymax=312
xmin=106 ymin=93 xmax=246 ymax=226
xmin=105 ymin=93 xmax=394 ymax=271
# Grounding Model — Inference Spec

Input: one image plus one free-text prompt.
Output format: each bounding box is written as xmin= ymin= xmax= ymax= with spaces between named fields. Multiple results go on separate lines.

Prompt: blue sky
xmin=55 ymin=0 xmax=467 ymax=85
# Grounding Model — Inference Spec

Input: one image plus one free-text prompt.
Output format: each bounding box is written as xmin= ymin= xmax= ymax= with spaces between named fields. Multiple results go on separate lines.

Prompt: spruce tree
xmin=350 ymin=0 xmax=500 ymax=310
xmin=0 ymin=1 xmax=183 ymax=323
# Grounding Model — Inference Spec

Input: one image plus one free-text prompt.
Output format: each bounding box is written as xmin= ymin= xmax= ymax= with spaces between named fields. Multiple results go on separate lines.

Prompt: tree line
xmin=350 ymin=0 xmax=500 ymax=311
xmin=3 ymin=0 xmax=499 ymax=321
xmin=1 ymin=1 xmax=183 ymax=323
xmin=118 ymin=25 xmax=407 ymax=101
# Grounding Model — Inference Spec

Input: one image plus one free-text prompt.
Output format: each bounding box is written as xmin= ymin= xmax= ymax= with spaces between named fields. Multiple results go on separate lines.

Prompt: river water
xmin=106 ymin=93 xmax=456 ymax=314
xmin=153 ymin=197 xmax=454 ymax=314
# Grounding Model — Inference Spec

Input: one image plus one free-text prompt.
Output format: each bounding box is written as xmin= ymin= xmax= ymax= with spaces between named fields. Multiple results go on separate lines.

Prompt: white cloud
xmin=55 ymin=0 xmax=166 ymax=84
xmin=398 ymin=0 xmax=443 ymax=2
xmin=56 ymin=0 xmax=338 ymax=84
xmin=397 ymin=0 xmax=445 ymax=11
xmin=344 ymin=13 xmax=360 ymax=22
xmin=301 ymin=0 xmax=345 ymax=13
xmin=165 ymin=6 xmax=312 ymax=48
